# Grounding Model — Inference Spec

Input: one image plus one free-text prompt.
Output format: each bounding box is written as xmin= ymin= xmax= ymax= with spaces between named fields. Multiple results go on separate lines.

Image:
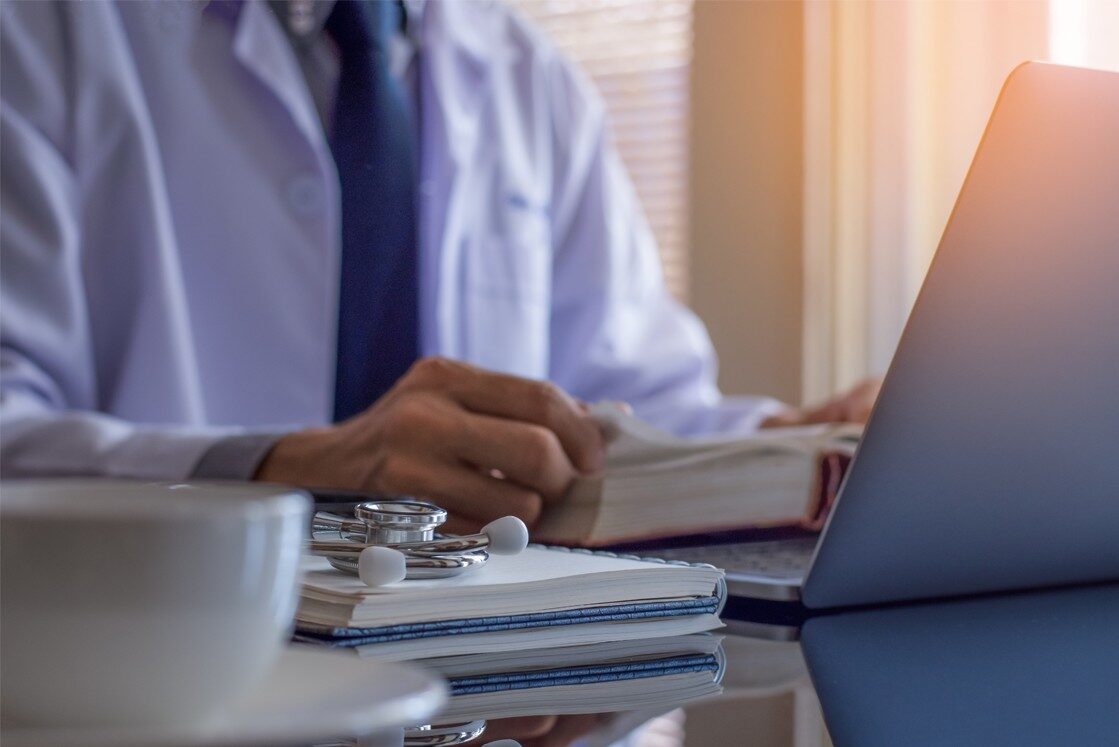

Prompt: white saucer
xmin=1 ymin=646 xmax=446 ymax=747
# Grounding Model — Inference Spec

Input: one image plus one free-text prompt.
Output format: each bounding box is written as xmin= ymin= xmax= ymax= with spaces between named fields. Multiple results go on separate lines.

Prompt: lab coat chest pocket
xmin=461 ymin=201 xmax=552 ymax=377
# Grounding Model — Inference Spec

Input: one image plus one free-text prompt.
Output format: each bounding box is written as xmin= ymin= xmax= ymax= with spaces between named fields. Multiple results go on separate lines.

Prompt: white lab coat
xmin=0 ymin=0 xmax=782 ymax=480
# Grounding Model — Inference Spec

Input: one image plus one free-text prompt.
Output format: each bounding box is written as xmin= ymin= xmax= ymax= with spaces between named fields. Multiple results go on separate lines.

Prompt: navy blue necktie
xmin=327 ymin=0 xmax=418 ymax=421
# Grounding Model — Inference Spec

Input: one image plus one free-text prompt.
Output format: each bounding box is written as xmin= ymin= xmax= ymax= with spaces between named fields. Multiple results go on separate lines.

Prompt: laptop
xmin=654 ymin=62 xmax=1119 ymax=612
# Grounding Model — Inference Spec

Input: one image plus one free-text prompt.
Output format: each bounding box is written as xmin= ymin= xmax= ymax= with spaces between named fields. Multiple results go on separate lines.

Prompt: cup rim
xmin=0 ymin=479 xmax=310 ymax=523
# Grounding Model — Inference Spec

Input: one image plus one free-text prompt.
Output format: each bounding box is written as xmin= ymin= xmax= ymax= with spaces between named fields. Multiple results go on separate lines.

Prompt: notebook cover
xmin=294 ymin=595 xmax=721 ymax=647
xmin=447 ymin=653 xmax=721 ymax=695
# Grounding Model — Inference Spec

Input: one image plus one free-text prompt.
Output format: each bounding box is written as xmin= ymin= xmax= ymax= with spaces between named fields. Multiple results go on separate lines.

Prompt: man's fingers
xmin=760 ymin=407 xmax=803 ymax=429
xmin=479 ymin=716 xmax=559 ymax=742
xmin=802 ymin=401 xmax=845 ymax=425
xmin=522 ymin=714 xmax=613 ymax=747
xmin=796 ymin=377 xmax=883 ymax=425
xmin=847 ymin=378 xmax=882 ymax=423
xmin=374 ymin=453 xmax=544 ymax=530
xmin=441 ymin=365 xmax=605 ymax=474
xmin=453 ymin=413 xmax=579 ymax=502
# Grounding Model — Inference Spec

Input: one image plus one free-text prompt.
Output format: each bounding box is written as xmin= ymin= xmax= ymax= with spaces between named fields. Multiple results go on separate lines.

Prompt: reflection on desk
xmin=802 ymin=584 xmax=1119 ymax=747
xmin=320 ymin=634 xmax=725 ymax=746
xmin=316 ymin=584 xmax=1119 ymax=746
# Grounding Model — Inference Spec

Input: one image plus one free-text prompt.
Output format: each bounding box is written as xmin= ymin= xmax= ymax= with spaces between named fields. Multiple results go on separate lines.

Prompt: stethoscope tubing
xmin=305 ymin=494 xmax=528 ymax=585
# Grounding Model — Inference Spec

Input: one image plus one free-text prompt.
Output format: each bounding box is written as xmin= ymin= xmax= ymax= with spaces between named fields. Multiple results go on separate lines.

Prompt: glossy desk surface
xmin=369 ymin=583 xmax=1118 ymax=747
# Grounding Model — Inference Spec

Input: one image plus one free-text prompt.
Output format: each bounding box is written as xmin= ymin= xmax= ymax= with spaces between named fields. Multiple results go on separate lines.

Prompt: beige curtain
xmin=513 ymin=0 xmax=695 ymax=301
xmin=801 ymin=0 xmax=1049 ymax=401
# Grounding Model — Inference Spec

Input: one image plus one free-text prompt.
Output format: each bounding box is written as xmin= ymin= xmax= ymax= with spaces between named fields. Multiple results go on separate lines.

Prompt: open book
xmin=533 ymin=406 xmax=861 ymax=546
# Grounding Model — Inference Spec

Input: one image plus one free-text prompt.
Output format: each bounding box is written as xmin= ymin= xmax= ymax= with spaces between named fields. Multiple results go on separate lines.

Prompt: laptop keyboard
xmin=648 ymin=538 xmax=817 ymax=579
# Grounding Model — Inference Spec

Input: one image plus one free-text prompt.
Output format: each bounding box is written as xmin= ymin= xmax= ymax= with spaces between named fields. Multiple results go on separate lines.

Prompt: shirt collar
xmin=206 ymin=1 xmax=424 ymax=45
xmin=401 ymin=0 xmax=425 ymax=48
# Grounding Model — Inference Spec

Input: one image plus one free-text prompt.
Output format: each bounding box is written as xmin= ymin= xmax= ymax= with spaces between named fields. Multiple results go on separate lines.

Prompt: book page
xmin=589 ymin=403 xmax=860 ymax=468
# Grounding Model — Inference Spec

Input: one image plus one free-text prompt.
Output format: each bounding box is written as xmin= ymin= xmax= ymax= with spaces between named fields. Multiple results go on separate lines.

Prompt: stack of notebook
xmin=294 ymin=545 xmax=726 ymax=661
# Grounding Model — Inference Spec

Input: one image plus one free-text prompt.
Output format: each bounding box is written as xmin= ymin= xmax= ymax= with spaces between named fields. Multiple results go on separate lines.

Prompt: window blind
xmin=513 ymin=0 xmax=695 ymax=300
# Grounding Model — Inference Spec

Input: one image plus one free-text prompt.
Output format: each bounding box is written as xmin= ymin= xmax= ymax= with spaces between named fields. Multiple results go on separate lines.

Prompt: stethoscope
xmin=306 ymin=497 xmax=530 ymax=587
xmin=316 ymin=720 xmax=521 ymax=746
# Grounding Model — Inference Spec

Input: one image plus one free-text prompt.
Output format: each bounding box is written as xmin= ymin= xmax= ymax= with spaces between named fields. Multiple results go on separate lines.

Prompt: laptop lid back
xmin=801 ymin=62 xmax=1119 ymax=609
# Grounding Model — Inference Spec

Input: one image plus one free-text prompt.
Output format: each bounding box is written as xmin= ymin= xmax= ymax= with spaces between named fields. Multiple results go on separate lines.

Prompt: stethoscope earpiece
xmin=308 ymin=499 xmax=530 ymax=586
xmin=358 ymin=545 xmax=408 ymax=587
xmin=478 ymin=515 xmax=530 ymax=555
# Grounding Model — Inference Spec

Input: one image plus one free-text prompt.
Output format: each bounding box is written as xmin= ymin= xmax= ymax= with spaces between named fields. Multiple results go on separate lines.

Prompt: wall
xmin=689 ymin=0 xmax=806 ymax=406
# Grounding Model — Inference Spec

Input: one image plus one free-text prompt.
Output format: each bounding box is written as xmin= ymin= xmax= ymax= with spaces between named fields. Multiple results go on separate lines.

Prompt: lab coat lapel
xmin=416 ymin=0 xmax=492 ymax=360
xmin=230 ymin=1 xmax=329 ymax=157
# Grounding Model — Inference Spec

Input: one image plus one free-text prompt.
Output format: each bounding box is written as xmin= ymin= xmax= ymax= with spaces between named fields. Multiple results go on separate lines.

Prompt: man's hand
xmin=760 ymin=377 xmax=883 ymax=428
xmin=255 ymin=357 xmax=605 ymax=533
xmin=480 ymin=713 xmax=615 ymax=747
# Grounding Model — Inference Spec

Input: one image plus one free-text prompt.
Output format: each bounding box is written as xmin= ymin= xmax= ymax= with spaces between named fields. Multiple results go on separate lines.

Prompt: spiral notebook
xmin=295 ymin=545 xmax=726 ymax=660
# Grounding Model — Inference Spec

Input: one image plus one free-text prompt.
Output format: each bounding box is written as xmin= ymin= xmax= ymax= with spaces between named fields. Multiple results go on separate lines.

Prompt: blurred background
xmin=516 ymin=0 xmax=1119 ymax=411
xmin=513 ymin=2 xmax=1119 ymax=742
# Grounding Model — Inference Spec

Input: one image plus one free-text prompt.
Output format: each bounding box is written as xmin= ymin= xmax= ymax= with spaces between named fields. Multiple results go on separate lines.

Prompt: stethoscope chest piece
xmin=308 ymin=499 xmax=529 ymax=587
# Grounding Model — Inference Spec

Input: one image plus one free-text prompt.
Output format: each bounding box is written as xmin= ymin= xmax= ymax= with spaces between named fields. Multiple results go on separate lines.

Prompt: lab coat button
xmin=286 ymin=175 xmax=324 ymax=217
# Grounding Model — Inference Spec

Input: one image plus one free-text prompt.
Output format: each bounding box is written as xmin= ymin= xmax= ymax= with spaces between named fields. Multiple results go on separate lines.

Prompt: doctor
xmin=0 ymin=0 xmax=876 ymax=531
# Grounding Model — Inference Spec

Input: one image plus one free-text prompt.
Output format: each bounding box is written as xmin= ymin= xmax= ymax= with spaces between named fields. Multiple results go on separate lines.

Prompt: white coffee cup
xmin=0 ymin=479 xmax=309 ymax=728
